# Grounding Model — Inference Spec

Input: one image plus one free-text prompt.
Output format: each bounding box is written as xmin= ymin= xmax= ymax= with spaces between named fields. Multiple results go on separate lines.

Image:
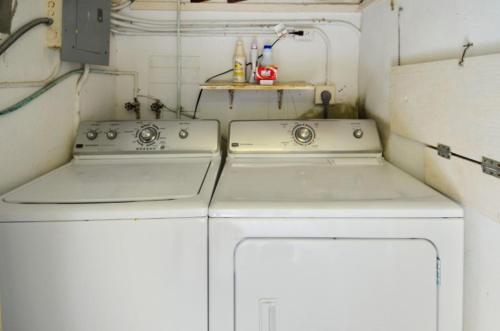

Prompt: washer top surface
xmin=3 ymin=158 xmax=211 ymax=204
xmin=209 ymin=120 xmax=462 ymax=218
xmin=0 ymin=120 xmax=221 ymax=222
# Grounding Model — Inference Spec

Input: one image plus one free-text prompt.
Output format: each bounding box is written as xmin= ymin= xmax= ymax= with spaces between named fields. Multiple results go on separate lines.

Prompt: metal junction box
xmin=61 ymin=0 xmax=111 ymax=65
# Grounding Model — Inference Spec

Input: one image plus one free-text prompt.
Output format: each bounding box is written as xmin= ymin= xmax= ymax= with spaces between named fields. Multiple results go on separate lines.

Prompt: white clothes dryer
xmin=209 ymin=119 xmax=463 ymax=331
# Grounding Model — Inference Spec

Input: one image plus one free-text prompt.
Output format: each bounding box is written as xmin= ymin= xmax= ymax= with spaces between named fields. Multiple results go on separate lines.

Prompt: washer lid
xmin=4 ymin=158 xmax=212 ymax=204
xmin=209 ymin=157 xmax=463 ymax=218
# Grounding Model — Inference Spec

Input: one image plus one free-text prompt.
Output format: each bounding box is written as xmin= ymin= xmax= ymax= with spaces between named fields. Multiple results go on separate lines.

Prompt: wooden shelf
xmin=200 ymin=81 xmax=314 ymax=91
xmin=200 ymin=81 xmax=314 ymax=109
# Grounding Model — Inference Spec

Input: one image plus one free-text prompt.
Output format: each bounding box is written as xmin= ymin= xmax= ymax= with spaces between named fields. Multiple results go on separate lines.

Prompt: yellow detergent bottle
xmin=233 ymin=40 xmax=246 ymax=83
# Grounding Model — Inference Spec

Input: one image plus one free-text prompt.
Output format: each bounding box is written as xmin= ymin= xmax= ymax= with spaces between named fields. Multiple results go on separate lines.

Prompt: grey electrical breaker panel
xmin=0 ymin=0 xmax=13 ymax=34
xmin=61 ymin=0 xmax=111 ymax=65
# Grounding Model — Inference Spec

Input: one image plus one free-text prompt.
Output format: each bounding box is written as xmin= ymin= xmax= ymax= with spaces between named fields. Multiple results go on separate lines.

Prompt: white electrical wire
xmin=110 ymin=13 xmax=356 ymax=85
xmin=72 ymin=67 xmax=139 ymax=128
xmin=74 ymin=64 xmax=90 ymax=127
xmin=110 ymin=13 xmax=361 ymax=33
xmin=0 ymin=50 xmax=61 ymax=88
xmin=112 ymin=26 xmax=332 ymax=84
xmin=176 ymin=0 xmax=182 ymax=119
xmin=112 ymin=1 xmax=132 ymax=11
xmin=76 ymin=64 xmax=90 ymax=96
xmin=11 ymin=0 xmax=18 ymax=16
xmin=91 ymin=69 xmax=139 ymax=98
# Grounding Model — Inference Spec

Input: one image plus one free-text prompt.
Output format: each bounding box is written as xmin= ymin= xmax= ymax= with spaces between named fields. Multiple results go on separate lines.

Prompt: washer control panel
xmin=229 ymin=119 xmax=382 ymax=154
xmin=74 ymin=120 xmax=219 ymax=155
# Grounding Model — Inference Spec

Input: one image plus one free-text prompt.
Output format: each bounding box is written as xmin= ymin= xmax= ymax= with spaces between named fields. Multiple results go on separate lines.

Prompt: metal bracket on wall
xmin=482 ymin=157 xmax=500 ymax=179
xmin=437 ymin=144 xmax=451 ymax=159
xmin=228 ymin=90 xmax=235 ymax=110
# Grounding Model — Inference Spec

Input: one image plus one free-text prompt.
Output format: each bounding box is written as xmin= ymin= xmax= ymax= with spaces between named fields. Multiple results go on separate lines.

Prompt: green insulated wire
xmin=0 ymin=68 xmax=83 ymax=116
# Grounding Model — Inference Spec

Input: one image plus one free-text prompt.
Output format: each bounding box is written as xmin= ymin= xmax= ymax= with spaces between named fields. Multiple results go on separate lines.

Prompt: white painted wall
xmin=112 ymin=9 xmax=361 ymax=137
xmin=0 ymin=0 xmax=116 ymax=195
xmin=359 ymin=1 xmax=500 ymax=330
xmin=0 ymin=4 xmax=362 ymax=195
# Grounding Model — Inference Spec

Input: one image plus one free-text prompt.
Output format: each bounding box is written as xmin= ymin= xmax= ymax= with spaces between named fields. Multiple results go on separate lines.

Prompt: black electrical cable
xmin=0 ymin=17 xmax=54 ymax=56
xmin=192 ymin=33 xmax=299 ymax=119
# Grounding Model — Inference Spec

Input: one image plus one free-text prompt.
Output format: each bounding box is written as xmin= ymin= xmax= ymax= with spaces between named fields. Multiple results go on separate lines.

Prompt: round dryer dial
xmin=293 ymin=124 xmax=315 ymax=145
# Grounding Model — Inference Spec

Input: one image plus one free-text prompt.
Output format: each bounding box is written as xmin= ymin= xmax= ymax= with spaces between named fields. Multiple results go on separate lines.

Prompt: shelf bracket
xmin=228 ymin=90 xmax=234 ymax=109
xmin=277 ymin=90 xmax=284 ymax=110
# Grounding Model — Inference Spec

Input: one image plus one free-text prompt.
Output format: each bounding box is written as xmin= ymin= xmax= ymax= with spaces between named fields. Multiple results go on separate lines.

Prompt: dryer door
xmin=235 ymin=238 xmax=438 ymax=331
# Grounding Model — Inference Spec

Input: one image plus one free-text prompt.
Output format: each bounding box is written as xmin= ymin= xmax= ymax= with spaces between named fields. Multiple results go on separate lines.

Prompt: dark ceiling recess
xmin=0 ymin=0 xmax=13 ymax=34
xmin=190 ymin=0 xmax=365 ymax=3
xmin=189 ymin=0 xmax=244 ymax=2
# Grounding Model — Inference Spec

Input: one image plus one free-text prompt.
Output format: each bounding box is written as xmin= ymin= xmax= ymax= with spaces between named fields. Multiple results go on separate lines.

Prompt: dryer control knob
xmin=86 ymin=130 xmax=98 ymax=140
xmin=179 ymin=129 xmax=189 ymax=139
xmin=293 ymin=125 xmax=315 ymax=145
xmin=353 ymin=129 xmax=364 ymax=139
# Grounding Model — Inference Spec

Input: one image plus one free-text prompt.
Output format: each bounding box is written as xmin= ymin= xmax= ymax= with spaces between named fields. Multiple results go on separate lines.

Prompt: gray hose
xmin=0 ymin=17 xmax=53 ymax=56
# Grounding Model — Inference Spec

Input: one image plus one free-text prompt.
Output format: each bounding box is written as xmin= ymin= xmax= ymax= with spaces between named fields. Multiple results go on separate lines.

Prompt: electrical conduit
xmin=0 ymin=68 xmax=139 ymax=116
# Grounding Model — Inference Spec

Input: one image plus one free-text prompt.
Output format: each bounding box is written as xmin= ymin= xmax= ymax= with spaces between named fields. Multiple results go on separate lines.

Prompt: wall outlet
xmin=315 ymin=85 xmax=336 ymax=105
xmin=46 ymin=0 xmax=62 ymax=48
xmin=293 ymin=30 xmax=314 ymax=42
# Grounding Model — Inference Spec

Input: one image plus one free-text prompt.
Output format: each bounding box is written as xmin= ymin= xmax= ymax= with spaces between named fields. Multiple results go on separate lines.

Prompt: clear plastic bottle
xmin=232 ymin=40 xmax=246 ymax=83
xmin=260 ymin=44 xmax=273 ymax=67
xmin=249 ymin=40 xmax=258 ymax=83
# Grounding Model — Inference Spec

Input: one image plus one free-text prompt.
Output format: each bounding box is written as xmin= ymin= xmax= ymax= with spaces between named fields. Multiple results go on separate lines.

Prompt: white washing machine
xmin=0 ymin=120 xmax=220 ymax=331
xmin=209 ymin=120 xmax=464 ymax=331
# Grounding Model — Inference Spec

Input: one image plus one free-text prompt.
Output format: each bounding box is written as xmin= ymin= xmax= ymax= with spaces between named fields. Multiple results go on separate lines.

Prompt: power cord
xmin=192 ymin=32 xmax=303 ymax=119
xmin=0 ymin=18 xmax=53 ymax=56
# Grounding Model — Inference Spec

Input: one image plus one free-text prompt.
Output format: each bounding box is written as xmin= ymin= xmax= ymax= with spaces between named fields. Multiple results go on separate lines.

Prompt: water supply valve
xmin=150 ymin=100 xmax=164 ymax=119
xmin=124 ymin=98 xmax=141 ymax=119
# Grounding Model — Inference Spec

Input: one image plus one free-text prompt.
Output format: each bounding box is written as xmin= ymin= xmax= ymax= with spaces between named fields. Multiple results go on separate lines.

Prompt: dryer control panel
xmin=74 ymin=120 xmax=219 ymax=155
xmin=229 ymin=119 xmax=382 ymax=154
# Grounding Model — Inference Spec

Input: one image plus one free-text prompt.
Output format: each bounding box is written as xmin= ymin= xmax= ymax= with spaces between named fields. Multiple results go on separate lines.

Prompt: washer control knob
xmin=179 ymin=129 xmax=189 ymax=139
xmin=353 ymin=128 xmax=364 ymax=139
xmin=106 ymin=130 xmax=118 ymax=140
xmin=86 ymin=130 xmax=98 ymax=140
xmin=139 ymin=127 xmax=158 ymax=143
xmin=293 ymin=125 xmax=315 ymax=145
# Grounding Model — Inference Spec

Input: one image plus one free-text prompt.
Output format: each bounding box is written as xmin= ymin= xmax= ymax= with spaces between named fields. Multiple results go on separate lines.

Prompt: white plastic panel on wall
xmin=424 ymin=147 xmax=500 ymax=224
xmin=390 ymin=53 xmax=500 ymax=162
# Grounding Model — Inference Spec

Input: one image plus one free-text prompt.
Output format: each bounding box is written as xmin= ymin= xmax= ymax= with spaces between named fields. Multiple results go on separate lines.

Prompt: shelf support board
xmin=228 ymin=90 xmax=234 ymax=110
xmin=277 ymin=90 xmax=284 ymax=110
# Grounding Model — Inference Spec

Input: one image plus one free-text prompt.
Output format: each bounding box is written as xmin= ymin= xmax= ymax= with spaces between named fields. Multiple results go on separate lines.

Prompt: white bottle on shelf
xmin=249 ymin=40 xmax=258 ymax=83
xmin=233 ymin=40 xmax=246 ymax=83
xmin=261 ymin=43 xmax=273 ymax=67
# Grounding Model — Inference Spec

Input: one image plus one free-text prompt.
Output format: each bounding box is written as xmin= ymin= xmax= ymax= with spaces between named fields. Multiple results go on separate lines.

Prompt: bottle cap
xmin=264 ymin=45 xmax=272 ymax=49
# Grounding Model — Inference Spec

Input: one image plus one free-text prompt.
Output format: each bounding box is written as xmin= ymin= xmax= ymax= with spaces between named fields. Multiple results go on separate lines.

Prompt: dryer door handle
xmin=259 ymin=299 xmax=277 ymax=331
